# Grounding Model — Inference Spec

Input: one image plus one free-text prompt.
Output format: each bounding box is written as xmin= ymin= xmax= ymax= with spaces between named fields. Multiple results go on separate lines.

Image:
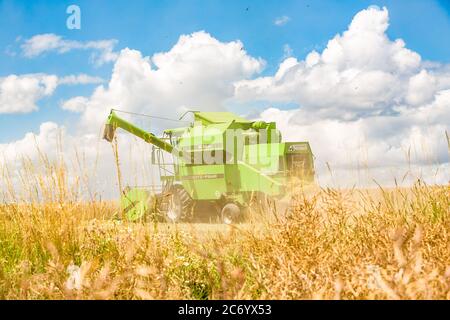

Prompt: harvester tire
xmin=221 ymin=203 xmax=241 ymax=224
xmin=165 ymin=187 xmax=193 ymax=223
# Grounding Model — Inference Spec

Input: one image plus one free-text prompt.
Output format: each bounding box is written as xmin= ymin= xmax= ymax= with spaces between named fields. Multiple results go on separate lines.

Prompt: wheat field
xmin=0 ymin=153 xmax=449 ymax=300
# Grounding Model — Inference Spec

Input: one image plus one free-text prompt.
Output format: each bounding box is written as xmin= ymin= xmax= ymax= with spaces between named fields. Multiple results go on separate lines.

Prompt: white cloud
xmin=0 ymin=73 xmax=105 ymax=114
xmin=242 ymin=5 xmax=450 ymax=186
xmin=405 ymin=70 xmax=437 ymax=106
xmin=59 ymin=74 xmax=104 ymax=85
xmin=236 ymin=6 xmax=428 ymax=121
xmin=0 ymin=121 xmax=61 ymax=163
xmin=21 ymin=33 xmax=119 ymax=66
xmin=76 ymin=31 xmax=265 ymax=131
xmin=61 ymin=96 xmax=89 ymax=113
xmin=274 ymin=16 xmax=290 ymax=26
xmin=0 ymin=74 xmax=58 ymax=114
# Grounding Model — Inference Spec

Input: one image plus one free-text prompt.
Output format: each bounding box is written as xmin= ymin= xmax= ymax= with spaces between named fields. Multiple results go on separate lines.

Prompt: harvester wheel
xmin=221 ymin=203 xmax=241 ymax=224
xmin=165 ymin=187 xmax=193 ymax=223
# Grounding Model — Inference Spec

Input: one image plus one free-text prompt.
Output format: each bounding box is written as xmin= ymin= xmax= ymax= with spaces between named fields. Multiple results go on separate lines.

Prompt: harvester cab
xmin=103 ymin=109 xmax=315 ymax=223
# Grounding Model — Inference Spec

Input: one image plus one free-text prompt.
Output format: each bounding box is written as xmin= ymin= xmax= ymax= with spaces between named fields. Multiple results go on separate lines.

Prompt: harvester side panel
xmin=235 ymin=161 xmax=283 ymax=197
xmin=178 ymin=164 xmax=227 ymax=200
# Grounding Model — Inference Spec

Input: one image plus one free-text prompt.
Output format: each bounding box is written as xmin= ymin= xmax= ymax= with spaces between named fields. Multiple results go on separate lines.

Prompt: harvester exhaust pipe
xmin=103 ymin=123 xmax=116 ymax=142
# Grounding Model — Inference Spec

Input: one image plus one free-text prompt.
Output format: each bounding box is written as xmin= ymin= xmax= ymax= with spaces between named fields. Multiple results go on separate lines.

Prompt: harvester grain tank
xmin=103 ymin=109 xmax=314 ymax=222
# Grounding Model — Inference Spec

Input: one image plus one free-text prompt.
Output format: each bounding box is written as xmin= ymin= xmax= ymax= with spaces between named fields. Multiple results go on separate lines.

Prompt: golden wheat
xmin=0 ymin=151 xmax=449 ymax=300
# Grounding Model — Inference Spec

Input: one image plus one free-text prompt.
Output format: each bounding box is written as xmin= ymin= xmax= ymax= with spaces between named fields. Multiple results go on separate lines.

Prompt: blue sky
xmin=1 ymin=0 xmax=450 ymax=142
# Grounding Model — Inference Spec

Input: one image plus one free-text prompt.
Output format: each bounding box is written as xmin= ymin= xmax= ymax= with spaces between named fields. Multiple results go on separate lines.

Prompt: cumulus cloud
xmin=59 ymin=74 xmax=104 ymax=85
xmin=0 ymin=74 xmax=58 ymax=114
xmin=274 ymin=16 xmax=290 ymax=26
xmin=235 ymin=6 xmax=429 ymax=121
xmin=0 ymin=122 xmax=61 ymax=163
xmin=0 ymin=73 xmax=105 ymax=114
xmin=21 ymin=33 xmax=118 ymax=66
xmin=76 ymin=31 xmax=264 ymax=131
xmin=241 ymin=6 xmax=450 ymax=186
xmin=61 ymin=96 xmax=89 ymax=113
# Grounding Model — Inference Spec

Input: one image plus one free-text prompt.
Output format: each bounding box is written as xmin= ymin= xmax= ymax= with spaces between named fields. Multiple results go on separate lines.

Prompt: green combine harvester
xmin=103 ymin=109 xmax=314 ymax=223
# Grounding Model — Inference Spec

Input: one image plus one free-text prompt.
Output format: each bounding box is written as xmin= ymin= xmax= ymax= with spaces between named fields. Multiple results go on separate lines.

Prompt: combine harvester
xmin=103 ymin=109 xmax=315 ymax=223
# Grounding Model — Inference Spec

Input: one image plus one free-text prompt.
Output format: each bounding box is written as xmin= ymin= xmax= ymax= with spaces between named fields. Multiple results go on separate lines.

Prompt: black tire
xmin=165 ymin=186 xmax=193 ymax=223
xmin=221 ymin=203 xmax=241 ymax=224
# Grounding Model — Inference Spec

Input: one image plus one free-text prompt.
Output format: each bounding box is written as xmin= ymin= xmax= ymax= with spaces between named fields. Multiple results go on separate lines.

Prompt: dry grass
xmin=0 ymin=153 xmax=449 ymax=300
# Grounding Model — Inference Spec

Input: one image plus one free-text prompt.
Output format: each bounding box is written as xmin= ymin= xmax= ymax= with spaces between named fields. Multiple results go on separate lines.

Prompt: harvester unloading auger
xmin=103 ymin=109 xmax=315 ymax=223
